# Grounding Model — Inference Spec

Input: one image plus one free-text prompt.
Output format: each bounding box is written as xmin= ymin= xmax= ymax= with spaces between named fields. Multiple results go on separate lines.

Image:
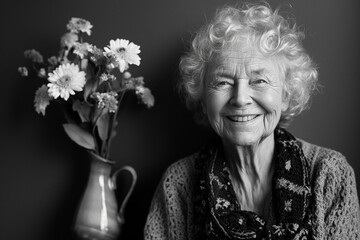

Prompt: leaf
xmin=83 ymin=64 xmax=98 ymax=101
xmin=83 ymin=76 xmax=97 ymax=101
xmin=96 ymin=112 xmax=110 ymax=141
xmin=63 ymin=123 xmax=96 ymax=150
xmin=72 ymin=100 xmax=91 ymax=122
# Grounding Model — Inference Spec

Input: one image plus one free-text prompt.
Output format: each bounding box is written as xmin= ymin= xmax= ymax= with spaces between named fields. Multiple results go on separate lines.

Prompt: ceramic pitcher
xmin=74 ymin=151 xmax=137 ymax=240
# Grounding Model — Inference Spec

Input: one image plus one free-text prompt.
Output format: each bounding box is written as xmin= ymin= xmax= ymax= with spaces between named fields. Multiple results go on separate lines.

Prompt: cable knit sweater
xmin=144 ymin=139 xmax=360 ymax=239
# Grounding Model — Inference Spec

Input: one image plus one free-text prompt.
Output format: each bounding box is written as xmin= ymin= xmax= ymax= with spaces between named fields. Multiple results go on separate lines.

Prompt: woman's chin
xmin=222 ymin=130 xmax=275 ymax=148
xmin=224 ymin=133 xmax=261 ymax=147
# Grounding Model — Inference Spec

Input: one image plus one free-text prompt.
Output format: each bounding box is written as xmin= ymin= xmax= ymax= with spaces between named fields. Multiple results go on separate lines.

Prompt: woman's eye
xmin=209 ymin=79 xmax=233 ymax=89
xmin=252 ymin=79 xmax=268 ymax=85
xmin=216 ymin=81 xmax=230 ymax=86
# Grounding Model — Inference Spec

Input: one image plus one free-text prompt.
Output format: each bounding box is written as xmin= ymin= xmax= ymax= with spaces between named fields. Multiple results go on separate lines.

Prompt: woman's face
xmin=203 ymin=40 xmax=288 ymax=147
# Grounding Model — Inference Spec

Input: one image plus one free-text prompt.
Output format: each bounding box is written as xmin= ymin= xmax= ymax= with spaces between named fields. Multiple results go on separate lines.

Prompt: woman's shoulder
xmin=297 ymin=138 xmax=355 ymax=186
xmin=297 ymin=140 xmax=360 ymax=238
xmin=298 ymin=138 xmax=349 ymax=164
xmin=159 ymin=152 xmax=200 ymax=192
xmin=298 ymin=138 xmax=346 ymax=161
xmin=164 ymin=152 xmax=198 ymax=176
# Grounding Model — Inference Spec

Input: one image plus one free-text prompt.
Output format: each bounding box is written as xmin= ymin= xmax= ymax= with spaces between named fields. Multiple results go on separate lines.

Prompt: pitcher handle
xmin=110 ymin=165 xmax=137 ymax=224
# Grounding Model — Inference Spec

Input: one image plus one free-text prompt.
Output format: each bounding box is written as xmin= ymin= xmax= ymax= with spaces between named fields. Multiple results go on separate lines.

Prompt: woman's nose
xmin=229 ymin=80 xmax=252 ymax=106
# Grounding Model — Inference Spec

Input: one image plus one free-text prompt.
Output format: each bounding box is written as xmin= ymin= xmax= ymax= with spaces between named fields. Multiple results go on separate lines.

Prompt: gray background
xmin=1 ymin=0 xmax=359 ymax=239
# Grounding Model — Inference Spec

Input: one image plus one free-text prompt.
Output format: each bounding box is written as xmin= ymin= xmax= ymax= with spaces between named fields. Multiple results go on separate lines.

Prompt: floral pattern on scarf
xmin=194 ymin=128 xmax=312 ymax=240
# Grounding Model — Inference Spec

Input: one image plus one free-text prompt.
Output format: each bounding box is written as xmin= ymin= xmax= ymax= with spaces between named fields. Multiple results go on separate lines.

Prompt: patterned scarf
xmin=194 ymin=128 xmax=312 ymax=239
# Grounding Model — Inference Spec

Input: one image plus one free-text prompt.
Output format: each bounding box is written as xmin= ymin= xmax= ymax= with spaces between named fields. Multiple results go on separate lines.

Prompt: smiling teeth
xmin=228 ymin=115 xmax=257 ymax=122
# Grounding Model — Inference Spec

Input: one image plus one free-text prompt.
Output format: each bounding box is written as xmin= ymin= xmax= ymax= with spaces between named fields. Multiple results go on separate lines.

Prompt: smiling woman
xmin=204 ymin=41 xmax=287 ymax=148
xmin=144 ymin=2 xmax=360 ymax=239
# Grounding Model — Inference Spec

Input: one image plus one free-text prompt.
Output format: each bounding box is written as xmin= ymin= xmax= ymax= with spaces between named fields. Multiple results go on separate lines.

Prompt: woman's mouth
xmin=226 ymin=115 xmax=260 ymax=123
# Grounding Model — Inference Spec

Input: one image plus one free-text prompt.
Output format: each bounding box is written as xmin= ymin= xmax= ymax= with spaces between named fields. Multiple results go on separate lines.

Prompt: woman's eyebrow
xmin=216 ymin=72 xmax=234 ymax=78
xmin=212 ymin=66 xmax=232 ymax=76
xmin=248 ymin=68 xmax=266 ymax=75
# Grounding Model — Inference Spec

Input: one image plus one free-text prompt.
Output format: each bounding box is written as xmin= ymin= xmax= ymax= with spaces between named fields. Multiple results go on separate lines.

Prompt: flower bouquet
xmin=18 ymin=17 xmax=154 ymax=159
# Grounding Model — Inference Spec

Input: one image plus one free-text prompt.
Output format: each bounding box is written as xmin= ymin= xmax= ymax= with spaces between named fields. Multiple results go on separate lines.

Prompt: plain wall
xmin=1 ymin=0 xmax=359 ymax=239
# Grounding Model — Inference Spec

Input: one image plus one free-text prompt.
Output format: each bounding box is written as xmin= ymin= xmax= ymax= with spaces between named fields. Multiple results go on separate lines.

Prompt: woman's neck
xmin=222 ymin=133 xmax=275 ymax=218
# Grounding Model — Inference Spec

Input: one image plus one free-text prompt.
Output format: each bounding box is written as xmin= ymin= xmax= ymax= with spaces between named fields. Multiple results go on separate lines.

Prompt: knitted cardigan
xmin=144 ymin=139 xmax=360 ymax=239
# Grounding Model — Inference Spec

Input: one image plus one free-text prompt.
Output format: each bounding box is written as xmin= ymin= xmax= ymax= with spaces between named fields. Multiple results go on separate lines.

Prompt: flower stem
xmin=91 ymin=107 xmax=105 ymax=155
xmin=105 ymin=112 xmax=115 ymax=159
xmin=105 ymin=90 xmax=125 ymax=159
xmin=118 ymin=89 xmax=126 ymax=106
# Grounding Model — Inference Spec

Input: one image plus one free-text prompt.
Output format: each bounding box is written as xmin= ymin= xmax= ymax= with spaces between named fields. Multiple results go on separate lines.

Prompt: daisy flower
xmin=66 ymin=17 xmax=93 ymax=36
xmin=103 ymin=39 xmax=141 ymax=72
xmin=47 ymin=63 xmax=86 ymax=100
xmin=34 ymin=85 xmax=53 ymax=116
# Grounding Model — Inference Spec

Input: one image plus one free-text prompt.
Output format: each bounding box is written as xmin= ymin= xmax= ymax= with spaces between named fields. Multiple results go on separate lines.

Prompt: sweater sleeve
xmin=144 ymin=158 xmax=195 ymax=240
xmin=312 ymin=150 xmax=360 ymax=239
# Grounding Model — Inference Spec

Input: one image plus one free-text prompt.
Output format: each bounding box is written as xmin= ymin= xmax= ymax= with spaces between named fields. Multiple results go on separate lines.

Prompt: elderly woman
xmin=144 ymin=3 xmax=360 ymax=239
